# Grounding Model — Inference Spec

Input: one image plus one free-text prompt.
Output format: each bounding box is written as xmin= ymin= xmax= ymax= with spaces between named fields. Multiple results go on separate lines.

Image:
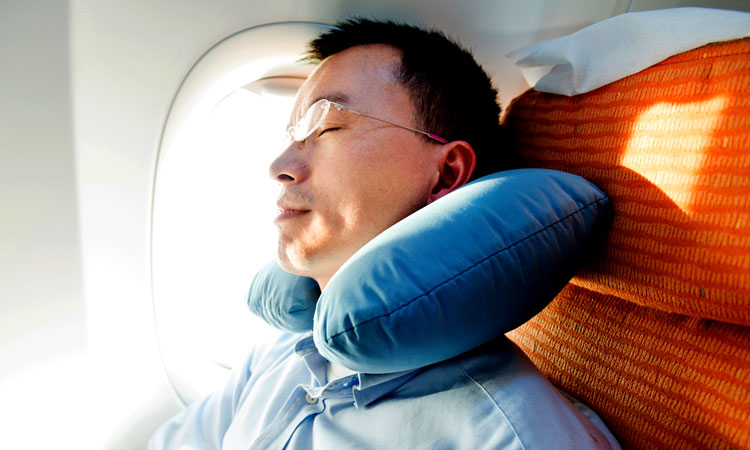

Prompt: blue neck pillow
xmin=247 ymin=262 xmax=320 ymax=333
xmin=248 ymin=169 xmax=610 ymax=373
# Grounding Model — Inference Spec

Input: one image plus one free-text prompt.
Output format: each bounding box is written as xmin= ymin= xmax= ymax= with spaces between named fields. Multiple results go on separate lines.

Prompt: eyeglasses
xmin=285 ymin=99 xmax=448 ymax=144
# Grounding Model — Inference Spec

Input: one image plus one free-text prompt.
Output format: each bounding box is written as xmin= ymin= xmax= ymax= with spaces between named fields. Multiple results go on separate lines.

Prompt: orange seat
xmin=504 ymin=38 xmax=750 ymax=449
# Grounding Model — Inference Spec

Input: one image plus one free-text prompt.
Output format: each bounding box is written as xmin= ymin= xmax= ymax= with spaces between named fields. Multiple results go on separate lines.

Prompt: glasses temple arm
xmin=333 ymin=102 xmax=448 ymax=144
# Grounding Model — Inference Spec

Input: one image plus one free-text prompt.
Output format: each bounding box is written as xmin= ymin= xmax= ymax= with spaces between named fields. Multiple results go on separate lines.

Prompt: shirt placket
xmin=248 ymin=375 xmax=359 ymax=450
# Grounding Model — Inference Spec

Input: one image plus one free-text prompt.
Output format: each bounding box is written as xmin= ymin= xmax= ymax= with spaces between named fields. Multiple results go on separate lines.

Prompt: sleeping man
xmin=151 ymin=19 xmax=619 ymax=449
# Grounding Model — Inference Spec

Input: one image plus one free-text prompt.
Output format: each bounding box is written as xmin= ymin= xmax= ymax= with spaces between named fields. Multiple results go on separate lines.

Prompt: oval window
xmin=151 ymin=23 xmax=330 ymax=405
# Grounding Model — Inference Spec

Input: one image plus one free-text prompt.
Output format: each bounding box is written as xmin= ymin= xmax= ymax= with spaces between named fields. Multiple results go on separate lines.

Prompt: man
xmin=271 ymin=20 xmax=502 ymax=292
xmin=151 ymin=19 xmax=618 ymax=449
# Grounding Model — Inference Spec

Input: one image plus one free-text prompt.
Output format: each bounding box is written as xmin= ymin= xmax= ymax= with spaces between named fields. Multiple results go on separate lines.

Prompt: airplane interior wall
xmin=0 ymin=0 xmax=88 ymax=446
xmin=1 ymin=0 xmax=748 ymax=449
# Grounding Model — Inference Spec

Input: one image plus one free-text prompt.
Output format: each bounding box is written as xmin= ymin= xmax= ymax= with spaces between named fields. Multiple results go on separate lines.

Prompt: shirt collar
xmin=352 ymin=370 xmax=420 ymax=408
xmin=294 ymin=334 xmax=327 ymax=386
xmin=293 ymin=335 xmax=421 ymax=408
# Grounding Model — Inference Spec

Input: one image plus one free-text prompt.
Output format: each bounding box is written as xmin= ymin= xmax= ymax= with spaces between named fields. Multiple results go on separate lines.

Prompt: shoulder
xmin=240 ymin=331 xmax=307 ymax=379
xmin=395 ymin=337 xmax=614 ymax=449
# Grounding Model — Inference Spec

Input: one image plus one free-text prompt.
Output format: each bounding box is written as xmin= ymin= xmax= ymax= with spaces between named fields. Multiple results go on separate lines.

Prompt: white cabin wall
xmin=0 ymin=0 xmax=83 ymax=367
xmin=0 ymin=0 xmax=88 ymax=448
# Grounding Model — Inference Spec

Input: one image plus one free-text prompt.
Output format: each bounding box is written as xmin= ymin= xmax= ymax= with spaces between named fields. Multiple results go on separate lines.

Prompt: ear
xmin=427 ymin=140 xmax=477 ymax=204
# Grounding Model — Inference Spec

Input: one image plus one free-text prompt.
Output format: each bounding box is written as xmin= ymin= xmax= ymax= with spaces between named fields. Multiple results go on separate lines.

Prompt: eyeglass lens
xmin=287 ymin=99 xmax=331 ymax=142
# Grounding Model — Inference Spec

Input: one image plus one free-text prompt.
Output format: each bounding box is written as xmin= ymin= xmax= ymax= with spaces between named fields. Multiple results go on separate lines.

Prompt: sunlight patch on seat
xmin=621 ymin=95 xmax=730 ymax=215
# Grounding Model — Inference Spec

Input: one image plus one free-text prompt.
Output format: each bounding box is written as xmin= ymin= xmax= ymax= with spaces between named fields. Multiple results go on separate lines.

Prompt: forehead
xmin=292 ymin=44 xmax=412 ymax=121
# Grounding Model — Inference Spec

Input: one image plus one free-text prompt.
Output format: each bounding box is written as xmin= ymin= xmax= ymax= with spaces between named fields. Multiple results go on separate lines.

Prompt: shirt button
xmin=305 ymin=393 xmax=318 ymax=404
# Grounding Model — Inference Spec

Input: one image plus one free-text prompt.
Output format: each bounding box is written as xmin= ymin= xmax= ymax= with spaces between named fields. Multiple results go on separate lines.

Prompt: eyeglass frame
xmin=285 ymin=98 xmax=448 ymax=145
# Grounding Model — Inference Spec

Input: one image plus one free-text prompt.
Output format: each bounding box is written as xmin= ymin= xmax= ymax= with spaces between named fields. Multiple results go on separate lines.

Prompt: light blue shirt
xmin=151 ymin=333 xmax=620 ymax=449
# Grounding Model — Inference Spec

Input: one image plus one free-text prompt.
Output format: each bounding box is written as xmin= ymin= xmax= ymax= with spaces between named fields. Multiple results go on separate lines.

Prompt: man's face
xmin=269 ymin=44 xmax=443 ymax=288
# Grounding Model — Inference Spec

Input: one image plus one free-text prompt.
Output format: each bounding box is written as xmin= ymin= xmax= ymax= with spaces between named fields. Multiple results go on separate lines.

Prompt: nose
xmin=268 ymin=142 xmax=309 ymax=184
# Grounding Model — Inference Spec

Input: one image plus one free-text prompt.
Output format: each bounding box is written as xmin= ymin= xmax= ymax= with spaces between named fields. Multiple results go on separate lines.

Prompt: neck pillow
xmin=248 ymin=169 xmax=610 ymax=373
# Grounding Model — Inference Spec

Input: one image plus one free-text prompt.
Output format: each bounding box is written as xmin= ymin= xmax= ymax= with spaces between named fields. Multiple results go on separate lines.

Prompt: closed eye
xmin=318 ymin=127 xmax=341 ymax=137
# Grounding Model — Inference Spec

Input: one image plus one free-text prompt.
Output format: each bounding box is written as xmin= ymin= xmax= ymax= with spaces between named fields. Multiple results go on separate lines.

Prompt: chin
xmin=276 ymin=243 xmax=316 ymax=278
xmin=276 ymin=251 xmax=303 ymax=275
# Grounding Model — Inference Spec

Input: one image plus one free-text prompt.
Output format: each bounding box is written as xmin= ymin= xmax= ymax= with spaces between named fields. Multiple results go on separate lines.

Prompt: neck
xmin=315 ymin=276 xmax=330 ymax=291
xmin=326 ymin=360 xmax=357 ymax=382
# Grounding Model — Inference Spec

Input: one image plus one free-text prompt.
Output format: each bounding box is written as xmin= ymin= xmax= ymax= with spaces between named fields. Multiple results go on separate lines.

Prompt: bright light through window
xmin=152 ymin=88 xmax=295 ymax=400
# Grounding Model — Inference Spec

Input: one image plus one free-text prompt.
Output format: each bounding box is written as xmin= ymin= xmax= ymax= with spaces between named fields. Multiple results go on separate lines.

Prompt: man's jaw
xmin=275 ymin=237 xmax=335 ymax=291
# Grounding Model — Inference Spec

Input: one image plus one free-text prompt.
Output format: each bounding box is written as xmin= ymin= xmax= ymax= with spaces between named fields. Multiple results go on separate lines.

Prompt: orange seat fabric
xmin=504 ymin=39 xmax=750 ymax=449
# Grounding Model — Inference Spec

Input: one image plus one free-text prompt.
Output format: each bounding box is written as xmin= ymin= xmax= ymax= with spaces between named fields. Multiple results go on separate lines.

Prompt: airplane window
xmin=153 ymin=87 xmax=295 ymax=402
xmin=151 ymin=23 xmax=327 ymax=405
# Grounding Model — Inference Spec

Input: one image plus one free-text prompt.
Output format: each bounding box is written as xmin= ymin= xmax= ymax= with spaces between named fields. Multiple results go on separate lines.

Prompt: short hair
xmin=306 ymin=18 xmax=506 ymax=178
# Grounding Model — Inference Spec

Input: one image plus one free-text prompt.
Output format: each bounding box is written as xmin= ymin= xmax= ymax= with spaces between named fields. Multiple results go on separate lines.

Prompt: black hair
xmin=306 ymin=18 xmax=506 ymax=178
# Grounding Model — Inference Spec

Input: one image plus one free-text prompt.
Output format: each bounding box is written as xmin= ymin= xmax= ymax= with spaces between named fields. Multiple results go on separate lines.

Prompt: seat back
xmin=504 ymin=39 xmax=750 ymax=449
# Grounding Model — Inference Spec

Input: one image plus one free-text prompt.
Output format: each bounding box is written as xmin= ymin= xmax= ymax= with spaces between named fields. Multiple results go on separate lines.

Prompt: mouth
xmin=275 ymin=208 xmax=309 ymax=222
xmin=275 ymin=200 xmax=311 ymax=223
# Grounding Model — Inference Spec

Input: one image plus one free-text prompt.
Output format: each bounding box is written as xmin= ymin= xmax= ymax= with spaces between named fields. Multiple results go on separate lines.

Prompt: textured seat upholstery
xmin=504 ymin=38 xmax=750 ymax=449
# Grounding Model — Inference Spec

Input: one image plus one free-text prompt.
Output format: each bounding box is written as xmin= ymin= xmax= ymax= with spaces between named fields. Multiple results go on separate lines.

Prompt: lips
xmin=275 ymin=199 xmax=310 ymax=223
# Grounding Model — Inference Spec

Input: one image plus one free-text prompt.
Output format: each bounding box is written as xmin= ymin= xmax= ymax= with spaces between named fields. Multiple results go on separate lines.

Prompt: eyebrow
xmin=311 ymin=92 xmax=350 ymax=106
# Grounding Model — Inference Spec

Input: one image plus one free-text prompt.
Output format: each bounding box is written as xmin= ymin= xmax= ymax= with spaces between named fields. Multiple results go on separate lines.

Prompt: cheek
xmin=318 ymin=143 xmax=436 ymax=230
